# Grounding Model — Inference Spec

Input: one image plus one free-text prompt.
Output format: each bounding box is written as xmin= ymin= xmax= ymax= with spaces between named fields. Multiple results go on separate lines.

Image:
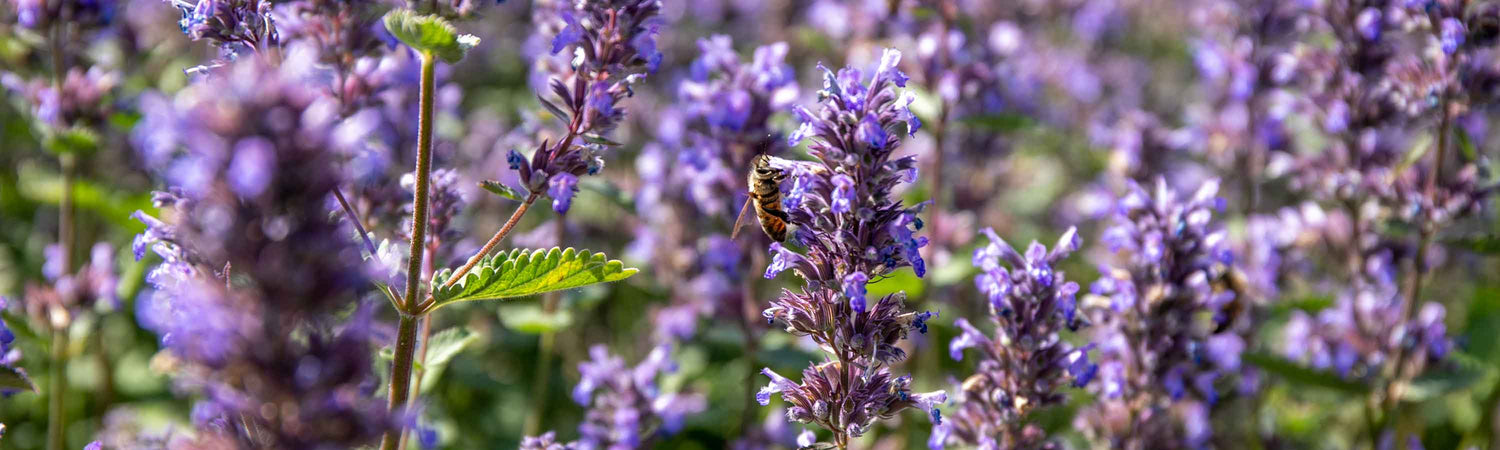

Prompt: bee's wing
xmin=730 ymin=193 xmax=754 ymax=240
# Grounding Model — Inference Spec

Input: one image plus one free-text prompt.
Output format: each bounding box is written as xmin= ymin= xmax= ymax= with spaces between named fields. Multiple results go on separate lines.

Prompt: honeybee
xmin=731 ymin=153 xmax=792 ymax=242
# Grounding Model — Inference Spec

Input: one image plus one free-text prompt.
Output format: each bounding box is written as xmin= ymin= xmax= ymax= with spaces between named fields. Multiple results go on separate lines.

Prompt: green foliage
xmin=496 ymin=304 xmax=573 ymax=334
xmin=382 ymin=10 xmax=479 ymax=63
xmin=0 ymin=365 xmax=35 ymax=393
xmin=419 ymin=327 xmax=480 ymax=391
xmin=960 ymin=113 xmax=1035 ymax=133
xmin=428 ymin=247 xmax=638 ymax=311
xmin=479 ymin=179 xmax=526 ymax=201
xmin=1244 ymin=352 xmax=1370 ymax=395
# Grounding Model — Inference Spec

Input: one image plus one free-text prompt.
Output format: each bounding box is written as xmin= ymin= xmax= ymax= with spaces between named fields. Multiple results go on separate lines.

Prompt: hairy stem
xmin=381 ymin=50 xmax=437 ymax=450
xmin=383 ymin=314 xmax=420 ymax=450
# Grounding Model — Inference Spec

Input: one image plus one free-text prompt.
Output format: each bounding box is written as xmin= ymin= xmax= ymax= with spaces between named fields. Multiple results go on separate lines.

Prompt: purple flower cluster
xmin=631 ymin=35 xmax=798 ymax=342
xmin=128 ymin=56 xmax=392 ymax=447
xmin=931 ymin=227 xmax=1094 ymax=449
xmin=1 ymin=67 xmax=119 ymax=130
xmin=0 ymin=297 xmax=28 ymax=396
xmin=509 ymin=0 xmax=662 ymax=214
xmin=1080 ymin=178 xmax=1244 ymax=448
xmin=1282 ymin=252 xmax=1450 ymax=380
xmin=163 ymin=0 xmax=279 ymax=58
xmin=7 ymin=0 xmax=115 ymax=29
xmin=525 ymin=345 xmax=705 ymax=449
xmin=757 ymin=48 xmax=941 ymax=446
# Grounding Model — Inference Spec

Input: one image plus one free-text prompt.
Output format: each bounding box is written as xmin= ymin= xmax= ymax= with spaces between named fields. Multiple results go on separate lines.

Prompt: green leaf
xmin=0 ymin=365 xmax=34 ymax=393
xmin=1244 ymin=352 xmax=1370 ymax=395
xmin=959 ymin=114 xmax=1035 ymax=133
xmin=537 ymin=96 xmax=570 ymax=122
xmin=1446 ymin=234 xmax=1500 ymax=255
xmin=479 ymin=180 xmax=525 ymax=202
xmin=497 ymin=304 xmax=573 ymax=334
xmin=1 ymin=311 xmax=40 ymax=347
xmin=1396 ymin=134 xmax=1433 ymax=175
xmin=1457 ymin=127 xmax=1478 ymax=162
xmin=1404 ymin=351 xmax=1494 ymax=402
xmin=578 ymin=178 xmax=633 ymax=211
xmin=382 ymin=9 xmax=478 ymax=63
xmin=43 ymin=126 xmax=99 ymax=155
xmin=428 ymin=247 xmax=638 ymax=311
xmin=418 ymin=327 xmax=480 ymax=391
xmin=582 ymin=134 xmax=624 ymax=147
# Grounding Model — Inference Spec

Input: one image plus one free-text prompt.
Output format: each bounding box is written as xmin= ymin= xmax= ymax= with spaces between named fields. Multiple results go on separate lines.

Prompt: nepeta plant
xmin=1079 ymin=178 xmax=1244 ymax=448
xmin=756 ymin=48 xmax=941 ymax=449
xmin=129 ymin=56 xmax=394 ymax=448
xmin=524 ymin=345 xmax=705 ymax=448
xmin=931 ymin=227 xmax=1095 ymax=449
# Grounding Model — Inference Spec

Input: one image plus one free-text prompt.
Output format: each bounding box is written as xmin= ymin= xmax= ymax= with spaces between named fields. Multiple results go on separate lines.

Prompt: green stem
xmin=524 ymin=215 xmax=565 ymax=437
xmin=381 ymin=50 xmax=437 ymax=450
xmin=47 ymin=326 xmax=68 ymax=450
xmin=382 ymin=314 xmax=420 ymax=450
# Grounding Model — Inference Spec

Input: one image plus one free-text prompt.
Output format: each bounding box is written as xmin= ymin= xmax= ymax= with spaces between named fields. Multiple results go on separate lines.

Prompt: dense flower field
xmin=2 ymin=0 xmax=1500 ymax=448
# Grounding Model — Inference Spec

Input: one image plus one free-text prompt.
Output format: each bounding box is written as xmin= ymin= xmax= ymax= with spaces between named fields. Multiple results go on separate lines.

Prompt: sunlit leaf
xmin=479 ymin=180 xmax=525 ymax=202
xmin=382 ymin=9 xmax=478 ymax=63
xmin=428 ymin=247 xmax=638 ymax=312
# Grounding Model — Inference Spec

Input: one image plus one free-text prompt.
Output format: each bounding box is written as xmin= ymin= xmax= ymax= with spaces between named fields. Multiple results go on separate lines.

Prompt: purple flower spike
xmin=548 ymin=172 xmax=578 ymax=214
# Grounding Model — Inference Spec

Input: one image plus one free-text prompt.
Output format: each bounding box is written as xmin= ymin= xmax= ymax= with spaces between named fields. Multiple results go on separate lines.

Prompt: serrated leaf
xmin=418 ymin=327 xmax=479 ymax=391
xmin=382 ymin=9 xmax=477 ymax=63
xmin=1244 ymin=352 xmax=1370 ymax=395
xmin=497 ymin=304 xmax=574 ymax=334
xmin=43 ymin=126 xmax=99 ymax=155
xmin=479 ymin=180 xmax=525 ymax=201
xmin=959 ymin=114 xmax=1034 ymax=133
xmin=428 ymin=247 xmax=638 ymax=311
xmin=0 ymin=365 xmax=34 ymax=393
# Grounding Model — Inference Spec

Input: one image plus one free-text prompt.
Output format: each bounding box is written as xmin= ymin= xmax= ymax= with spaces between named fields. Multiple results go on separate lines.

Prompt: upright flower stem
xmin=524 ymin=215 xmax=566 ymax=437
xmin=46 ymin=20 xmax=72 ymax=450
xmin=382 ymin=49 xmax=438 ymax=450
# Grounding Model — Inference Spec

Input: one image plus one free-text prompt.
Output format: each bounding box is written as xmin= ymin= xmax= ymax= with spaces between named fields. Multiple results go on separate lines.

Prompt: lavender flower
xmin=128 ymin=56 xmax=391 ymax=447
xmin=0 ymin=297 xmax=29 ymax=396
xmin=7 ymin=0 xmax=116 ymax=29
xmin=1 ymin=67 xmax=119 ymax=130
xmin=629 ymin=36 xmax=798 ymax=343
xmin=163 ymin=0 xmax=279 ymax=57
xmin=932 ymin=227 xmax=1093 ymax=449
xmin=759 ymin=48 xmax=941 ymax=446
xmin=1282 ymin=252 xmax=1449 ymax=380
xmin=530 ymin=345 xmax=705 ymax=449
xmin=510 ymin=0 xmax=661 ymax=205
xmin=1079 ymin=178 xmax=1243 ymax=449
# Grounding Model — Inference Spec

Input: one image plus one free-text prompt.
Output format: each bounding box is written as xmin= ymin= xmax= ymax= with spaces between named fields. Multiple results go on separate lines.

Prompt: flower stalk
xmin=381 ymin=49 xmax=437 ymax=450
